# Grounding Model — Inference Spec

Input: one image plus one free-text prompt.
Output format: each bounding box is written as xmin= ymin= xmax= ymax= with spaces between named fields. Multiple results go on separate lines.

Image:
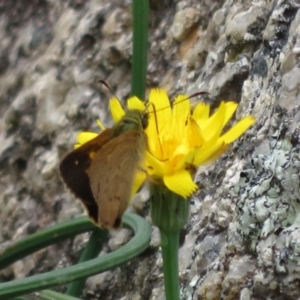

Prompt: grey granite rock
xmin=1 ymin=0 xmax=300 ymax=299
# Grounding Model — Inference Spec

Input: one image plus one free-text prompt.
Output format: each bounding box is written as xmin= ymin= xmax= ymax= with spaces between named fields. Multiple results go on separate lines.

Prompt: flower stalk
xmin=150 ymin=184 xmax=190 ymax=300
xmin=160 ymin=230 xmax=180 ymax=300
xmin=131 ymin=0 xmax=149 ymax=99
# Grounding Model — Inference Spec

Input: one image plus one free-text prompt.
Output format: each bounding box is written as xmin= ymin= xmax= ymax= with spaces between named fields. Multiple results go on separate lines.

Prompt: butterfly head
xmin=112 ymin=109 xmax=148 ymax=136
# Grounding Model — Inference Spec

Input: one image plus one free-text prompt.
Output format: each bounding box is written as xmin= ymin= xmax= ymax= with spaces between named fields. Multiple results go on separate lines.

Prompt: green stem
xmin=0 ymin=216 xmax=96 ymax=271
xmin=160 ymin=230 xmax=180 ymax=300
xmin=39 ymin=290 xmax=81 ymax=300
xmin=150 ymin=184 xmax=190 ymax=300
xmin=65 ymin=228 xmax=108 ymax=297
xmin=0 ymin=213 xmax=151 ymax=299
xmin=131 ymin=0 xmax=149 ymax=99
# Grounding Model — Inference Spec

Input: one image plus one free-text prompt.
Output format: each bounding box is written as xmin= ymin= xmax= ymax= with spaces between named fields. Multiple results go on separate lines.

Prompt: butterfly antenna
xmin=147 ymin=102 xmax=163 ymax=156
xmin=99 ymin=80 xmax=115 ymax=96
xmin=188 ymin=91 xmax=210 ymax=99
xmin=154 ymin=91 xmax=210 ymax=113
xmin=99 ymin=80 xmax=127 ymax=110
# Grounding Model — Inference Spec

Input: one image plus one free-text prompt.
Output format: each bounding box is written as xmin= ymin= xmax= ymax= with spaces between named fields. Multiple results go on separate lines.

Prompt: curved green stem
xmin=131 ymin=0 xmax=149 ymax=99
xmin=0 ymin=216 xmax=95 ymax=271
xmin=39 ymin=290 xmax=81 ymax=300
xmin=0 ymin=213 xmax=151 ymax=299
xmin=160 ymin=230 xmax=180 ymax=300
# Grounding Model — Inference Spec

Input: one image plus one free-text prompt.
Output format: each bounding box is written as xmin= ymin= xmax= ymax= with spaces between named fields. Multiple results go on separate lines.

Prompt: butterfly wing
xmin=59 ymin=128 xmax=113 ymax=223
xmin=86 ymin=130 xmax=146 ymax=229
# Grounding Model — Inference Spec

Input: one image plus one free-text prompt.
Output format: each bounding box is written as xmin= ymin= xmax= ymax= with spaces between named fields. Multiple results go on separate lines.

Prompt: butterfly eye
xmin=141 ymin=113 xmax=148 ymax=129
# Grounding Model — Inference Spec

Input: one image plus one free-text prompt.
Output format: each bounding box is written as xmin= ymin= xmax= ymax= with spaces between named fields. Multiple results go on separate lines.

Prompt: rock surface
xmin=1 ymin=0 xmax=300 ymax=299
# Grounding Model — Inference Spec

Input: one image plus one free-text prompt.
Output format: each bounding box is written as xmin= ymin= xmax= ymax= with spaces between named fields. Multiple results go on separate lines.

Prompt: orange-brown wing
xmin=86 ymin=130 xmax=146 ymax=229
xmin=59 ymin=128 xmax=113 ymax=223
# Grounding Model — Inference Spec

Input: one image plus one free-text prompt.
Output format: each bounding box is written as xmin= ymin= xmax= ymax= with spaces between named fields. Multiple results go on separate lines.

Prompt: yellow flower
xmin=74 ymin=89 xmax=254 ymax=199
xmin=142 ymin=89 xmax=255 ymax=198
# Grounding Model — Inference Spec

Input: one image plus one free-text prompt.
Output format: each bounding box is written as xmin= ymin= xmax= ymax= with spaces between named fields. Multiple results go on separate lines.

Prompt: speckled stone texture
xmin=1 ymin=0 xmax=300 ymax=299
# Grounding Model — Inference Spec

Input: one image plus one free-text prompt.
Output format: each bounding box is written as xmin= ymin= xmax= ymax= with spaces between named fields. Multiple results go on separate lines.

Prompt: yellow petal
xmin=159 ymin=132 xmax=180 ymax=160
xmin=193 ymin=140 xmax=225 ymax=166
xmin=110 ymin=97 xmax=125 ymax=123
xmin=174 ymin=150 xmax=196 ymax=172
xmin=76 ymin=132 xmax=98 ymax=145
xmin=96 ymin=119 xmax=106 ymax=131
xmin=149 ymin=89 xmax=171 ymax=112
xmin=187 ymin=117 xmax=204 ymax=148
xmin=145 ymin=151 xmax=168 ymax=176
xmin=221 ymin=115 xmax=255 ymax=143
xmin=130 ymin=170 xmax=146 ymax=198
xmin=172 ymin=143 xmax=189 ymax=157
xmin=146 ymin=89 xmax=173 ymax=159
xmin=127 ymin=96 xmax=145 ymax=111
xmin=192 ymin=102 xmax=210 ymax=122
xmin=169 ymin=144 xmax=190 ymax=170
xmin=163 ymin=170 xmax=198 ymax=198
xmin=201 ymin=102 xmax=226 ymax=146
xmin=172 ymin=94 xmax=190 ymax=140
xmin=206 ymin=143 xmax=229 ymax=162
xmin=149 ymin=89 xmax=172 ymax=132
xmin=223 ymin=102 xmax=238 ymax=127
xmin=145 ymin=104 xmax=164 ymax=159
